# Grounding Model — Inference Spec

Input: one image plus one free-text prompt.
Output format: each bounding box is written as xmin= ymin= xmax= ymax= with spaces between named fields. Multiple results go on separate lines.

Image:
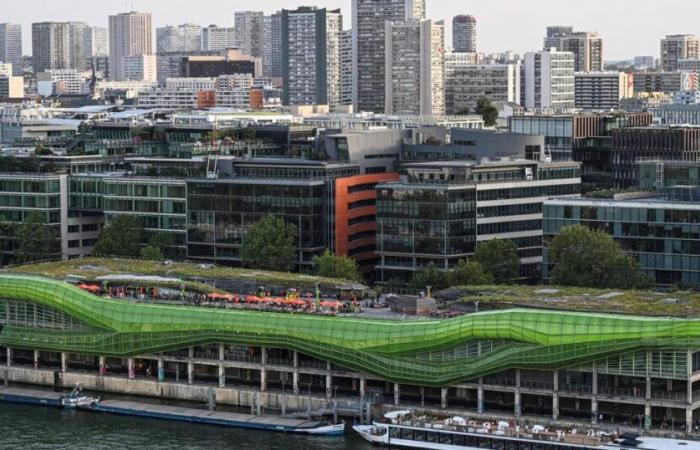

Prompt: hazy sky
xmin=6 ymin=0 xmax=700 ymax=60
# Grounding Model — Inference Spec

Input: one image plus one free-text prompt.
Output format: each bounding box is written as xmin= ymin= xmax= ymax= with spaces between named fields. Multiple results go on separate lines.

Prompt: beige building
xmin=384 ymin=19 xmax=444 ymax=116
xmin=661 ymin=34 xmax=699 ymax=71
xmin=108 ymin=11 xmax=153 ymax=81
xmin=122 ymin=54 xmax=157 ymax=82
xmin=544 ymin=27 xmax=603 ymax=72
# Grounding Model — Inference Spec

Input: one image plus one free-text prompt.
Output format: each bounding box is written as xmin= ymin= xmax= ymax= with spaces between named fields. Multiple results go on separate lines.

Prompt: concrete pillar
xmin=33 ymin=350 xmax=39 ymax=369
xmin=187 ymin=347 xmax=194 ymax=385
xmin=687 ymin=407 xmax=694 ymax=435
xmin=293 ymin=371 xmax=299 ymax=394
xmin=592 ymin=363 xmax=598 ymax=395
xmin=261 ymin=347 xmax=267 ymax=365
xmin=127 ymin=358 xmax=134 ymax=379
xmin=99 ymin=356 xmax=105 ymax=375
xmin=5 ymin=348 xmax=10 ymax=368
xmin=477 ymin=378 xmax=484 ymax=414
xmin=394 ymin=383 xmax=400 ymax=406
xmin=360 ymin=377 xmax=366 ymax=401
xmin=514 ymin=369 xmax=521 ymax=417
xmin=218 ymin=344 xmax=225 ymax=388
xmin=441 ymin=387 xmax=448 ymax=409
xmin=645 ymin=403 xmax=651 ymax=428
xmin=591 ymin=398 xmax=598 ymax=425
xmin=60 ymin=352 xmax=67 ymax=373
xmin=260 ymin=368 xmax=267 ymax=392
xmin=646 ymin=376 xmax=651 ymax=400
xmin=553 ymin=370 xmax=559 ymax=420
xmin=420 ymin=387 xmax=425 ymax=407
xmin=326 ymin=373 xmax=333 ymax=399
xmin=157 ymin=358 xmax=164 ymax=382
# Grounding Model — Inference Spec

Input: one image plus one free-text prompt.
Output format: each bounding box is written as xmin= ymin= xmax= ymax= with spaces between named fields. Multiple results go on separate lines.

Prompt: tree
xmin=549 ymin=225 xmax=652 ymax=289
xmin=312 ymin=250 xmax=362 ymax=281
xmin=240 ymin=215 xmax=297 ymax=272
xmin=93 ymin=215 xmax=144 ymax=258
xmin=239 ymin=127 xmax=257 ymax=140
xmin=148 ymin=232 xmax=175 ymax=258
xmin=475 ymin=97 xmax=499 ymax=127
xmin=448 ymin=259 xmax=494 ymax=286
xmin=474 ymin=239 xmax=520 ymax=284
xmin=456 ymin=107 xmax=471 ymax=115
xmin=410 ymin=262 xmax=448 ymax=291
xmin=140 ymin=245 xmax=163 ymax=261
xmin=15 ymin=211 xmax=58 ymax=263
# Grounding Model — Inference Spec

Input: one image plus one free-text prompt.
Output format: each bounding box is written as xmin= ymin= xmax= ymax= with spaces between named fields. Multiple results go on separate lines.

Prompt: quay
xmin=0 ymin=387 xmax=65 ymax=408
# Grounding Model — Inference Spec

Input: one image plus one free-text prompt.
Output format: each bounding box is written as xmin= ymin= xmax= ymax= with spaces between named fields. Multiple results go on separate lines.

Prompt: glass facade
xmin=544 ymin=199 xmax=700 ymax=286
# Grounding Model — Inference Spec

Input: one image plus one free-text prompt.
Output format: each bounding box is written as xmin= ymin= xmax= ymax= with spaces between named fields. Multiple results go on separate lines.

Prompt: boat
xmin=61 ymin=384 xmax=100 ymax=408
xmin=294 ymin=422 xmax=346 ymax=436
xmin=353 ymin=411 xmax=700 ymax=450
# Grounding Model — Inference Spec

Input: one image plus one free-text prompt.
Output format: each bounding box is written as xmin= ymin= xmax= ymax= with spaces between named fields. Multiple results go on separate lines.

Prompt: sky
xmin=5 ymin=0 xmax=700 ymax=60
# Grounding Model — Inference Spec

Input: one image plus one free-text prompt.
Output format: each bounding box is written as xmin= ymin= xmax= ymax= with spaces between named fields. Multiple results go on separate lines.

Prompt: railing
xmin=651 ymin=390 xmax=687 ymax=402
xmin=597 ymin=385 xmax=645 ymax=398
xmin=558 ymin=384 xmax=592 ymax=394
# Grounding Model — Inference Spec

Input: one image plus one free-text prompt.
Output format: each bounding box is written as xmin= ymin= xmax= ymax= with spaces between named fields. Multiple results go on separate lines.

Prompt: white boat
xmin=295 ymin=422 xmax=346 ymax=436
xmin=353 ymin=412 xmax=700 ymax=450
xmin=61 ymin=384 xmax=100 ymax=409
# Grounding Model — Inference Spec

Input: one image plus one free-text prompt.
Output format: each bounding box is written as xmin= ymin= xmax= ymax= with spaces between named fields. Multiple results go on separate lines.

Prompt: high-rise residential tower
xmin=452 ymin=15 xmax=476 ymax=53
xmin=85 ymin=27 xmax=108 ymax=57
xmin=385 ymin=19 xmax=445 ymax=116
xmin=263 ymin=12 xmax=282 ymax=78
xmin=523 ymin=49 xmax=575 ymax=111
xmin=156 ymin=24 xmax=202 ymax=54
xmin=340 ymin=29 xmax=353 ymax=106
xmin=32 ymin=22 xmax=71 ymax=73
xmin=234 ymin=11 xmax=264 ymax=58
xmin=543 ymin=26 xmax=603 ymax=72
xmin=352 ymin=0 xmax=425 ymax=113
xmin=202 ymin=25 xmax=236 ymax=51
xmin=0 ymin=24 xmax=23 ymax=76
xmin=281 ymin=7 xmax=342 ymax=108
xmin=661 ymin=34 xmax=699 ymax=71
xmin=108 ymin=11 xmax=153 ymax=81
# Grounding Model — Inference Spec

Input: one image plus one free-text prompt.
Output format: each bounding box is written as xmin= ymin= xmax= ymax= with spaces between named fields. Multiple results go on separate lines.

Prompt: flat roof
xmin=545 ymin=196 xmax=700 ymax=210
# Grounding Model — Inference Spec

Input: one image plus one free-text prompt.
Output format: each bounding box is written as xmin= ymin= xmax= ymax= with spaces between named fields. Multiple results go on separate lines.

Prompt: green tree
xmin=239 ymin=127 xmax=257 ymax=140
xmin=240 ymin=215 xmax=297 ymax=272
xmin=93 ymin=215 xmax=144 ymax=258
xmin=147 ymin=232 xmax=175 ymax=258
xmin=15 ymin=211 xmax=58 ymax=263
xmin=456 ymin=107 xmax=471 ymax=115
xmin=312 ymin=250 xmax=362 ymax=281
xmin=474 ymin=239 xmax=520 ymax=284
xmin=448 ymin=259 xmax=494 ymax=286
xmin=475 ymin=97 xmax=499 ymax=127
xmin=140 ymin=245 xmax=163 ymax=261
xmin=549 ymin=225 xmax=652 ymax=289
xmin=410 ymin=262 xmax=448 ymax=291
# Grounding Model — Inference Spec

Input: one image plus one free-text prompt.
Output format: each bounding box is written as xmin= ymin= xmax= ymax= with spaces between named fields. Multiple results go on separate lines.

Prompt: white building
xmin=673 ymin=90 xmax=700 ymax=105
xmin=661 ymin=34 xmax=699 ymax=72
xmin=215 ymin=74 xmax=253 ymax=109
xmin=523 ymin=49 xmax=575 ymax=111
xmin=122 ymin=54 xmax=157 ymax=82
xmin=156 ymin=24 xmax=202 ymax=54
xmin=445 ymin=56 xmax=520 ymax=114
xmin=544 ymin=27 xmax=603 ymax=72
xmin=36 ymin=69 xmax=87 ymax=96
xmin=340 ymin=29 xmax=353 ymax=107
xmin=384 ymin=19 xmax=445 ymax=116
xmin=85 ymin=26 xmax=108 ymax=58
xmin=94 ymin=80 xmax=157 ymax=99
xmin=202 ymin=25 xmax=236 ymax=51
xmin=109 ymin=11 xmax=153 ymax=81
xmin=574 ymin=71 xmax=634 ymax=111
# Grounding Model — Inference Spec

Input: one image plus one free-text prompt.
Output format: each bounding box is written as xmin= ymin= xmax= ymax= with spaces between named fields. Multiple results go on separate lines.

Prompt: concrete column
xmin=441 ymin=387 xmax=448 ymax=409
xmin=218 ymin=344 xmax=225 ymax=388
xmin=646 ymin=376 xmax=651 ymax=400
xmin=360 ymin=376 xmax=366 ymax=401
xmin=99 ymin=356 xmax=105 ymax=375
xmin=420 ymin=387 xmax=425 ymax=407
xmin=477 ymin=378 xmax=484 ymax=414
xmin=127 ymin=358 xmax=134 ymax=379
xmin=553 ymin=370 xmax=559 ymax=420
xmin=61 ymin=352 xmax=67 ymax=373
xmin=394 ymin=383 xmax=400 ymax=406
xmin=33 ymin=350 xmax=39 ymax=369
xmin=326 ymin=373 xmax=333 ymax=399
xmin=591 ymin=398 xmax=598 ymax=425
xmin=187 ymin=347 xmax=194 ymax=385
xmin=592 ymin=363 xmax=598 ymax=395
xmin=514 ymin=369 xmax=521 ymax=417
xmin=5 ymin=348 xmax=10 ymax=368
xmin=687 ymin=407 xmax=694 ymax=435
xmin=261 ymin=347 xmax=267 ymax=365
xmin=644 ymin=403 xmax=651 ymax=428
xmin=260 ymin=368 xmax=267 ymax=392
xmin=292 ymin=350 xmax=299 ymax=394
xmin=157 ymin=358 xmax=164 ymax=382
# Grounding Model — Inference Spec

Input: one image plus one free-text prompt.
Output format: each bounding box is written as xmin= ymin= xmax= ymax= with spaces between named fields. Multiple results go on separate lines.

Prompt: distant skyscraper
xmin=452 ymin=15 xmax=476 ymax=53
xmin=156 ymin=24 xmax=202 ymax=54
xmin=385 ymin=19 xmax=445 ymax=116
xmin=32 ymin=22 xmax=71 ymax=73
xmin=661 ymin=34 xmax=699 ymax=71
xmin=281 ymin=7 xmax=342 ymax=108
xmin=0 ymin=24 xmax=23 ymax=76
xmin=523 ymin=49 xmax=575 ymax=111
xmin=352 ymin=0 xmax=425 ymax=113
xmin=202 ymin=25 xmax=236 ymax=51
xmin=263 ymin=12 xmax=282 ymax=78
xmin=543 ymin=26 xmax=603 ymax=72
xmin=234 ymin=11 xmax=264 ymax=58
xmin=67 ymin=22 xmax=89 ymax=71
xmin=85 ymin=27 xmax=108 ymax=57
xmin=109 ymin=11 xmax=153 ymax=81
xmin=340 ymin=29 xmax=353 ymax=106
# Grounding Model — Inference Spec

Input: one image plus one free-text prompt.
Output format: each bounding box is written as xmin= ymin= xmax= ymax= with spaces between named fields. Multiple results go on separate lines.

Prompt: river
xmin=0 ymin=402 xmax=375 ymax=449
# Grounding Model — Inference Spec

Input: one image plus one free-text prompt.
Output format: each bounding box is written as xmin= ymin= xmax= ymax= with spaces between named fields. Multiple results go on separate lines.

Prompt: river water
xmin=0 ymin=402 xmax=375 ymax=449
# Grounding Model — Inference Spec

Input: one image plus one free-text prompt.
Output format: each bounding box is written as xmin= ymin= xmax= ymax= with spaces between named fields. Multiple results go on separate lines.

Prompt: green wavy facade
xmin=1 ymin=274 xmax=700 ymax=386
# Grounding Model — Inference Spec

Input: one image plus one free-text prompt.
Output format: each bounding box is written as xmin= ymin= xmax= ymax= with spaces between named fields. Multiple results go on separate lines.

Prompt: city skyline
xmin=1 ymin=0 xmax=698 ymax=60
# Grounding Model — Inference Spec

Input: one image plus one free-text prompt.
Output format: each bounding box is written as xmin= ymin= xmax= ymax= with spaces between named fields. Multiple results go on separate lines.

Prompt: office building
xmin=452 ymin=15 xmax=476 ymax=53
xmin=445 ymin=57 xmax=520 ymax=114
xmin=376 ymin=159 xmax=581 ymax=283
xmin=0 ymin=73 xmax=23 ymax=98
xmin=109 ymin=11 xmax=153 ymax=81
xmin=234 ymin=11 xmax=264 ymax=58
xmin=612 ymin=126 xmax=700 ymax=188
xmin=661 ymin=34 xmax=699 ymax=71
xmin=679 ymin=58 xmax=700 ymax=72
xmin=181 ymin=50 xmax=260 ymax=78
xmin=156 ymin=24 xmax=202 ymax=54
xmin=543 ymin=27 xmax=603 ymax=72
xmin=653 ymin=104 xmax=700 ymax=126
xmin=0 ymin=24 xmax=23 ymax=76
xmin=634 ymin=56 xmax=655 ymax=70
xmin=574 ymin=72 xmax=634 ymax=111
xmin=32 ymin=22 xmax=70 ymax=73
xmin=122 ymin=54 xmax=157 ymax=82
xmin=522 ymin=49 xmax=575 ymax=111
xmin=85 ymin=26 xmax=108 ymax=58
xmin=202 ymin=25 xmax=236 ymax=51
xmin=36 ymin=69 xmax=87 ymax=96
xmin=341 ymin=29 xmax=353 ymax=107
xmin=66 ymin=22 xmax=89 ymax=71
xmin=352 ymin=0 xmax=425 ymax=113
xmin=262 ymin=12 xmax=282 ymax=79
xmin=384 ymin=19 xmax=445 ymax=116
xmin=673 ymin=91 xmax=700 ymax=105
xmin=633 ymin=70 xmax=698 ymax=93
xmin=281 ymin=7 xmax=342 ymax=109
